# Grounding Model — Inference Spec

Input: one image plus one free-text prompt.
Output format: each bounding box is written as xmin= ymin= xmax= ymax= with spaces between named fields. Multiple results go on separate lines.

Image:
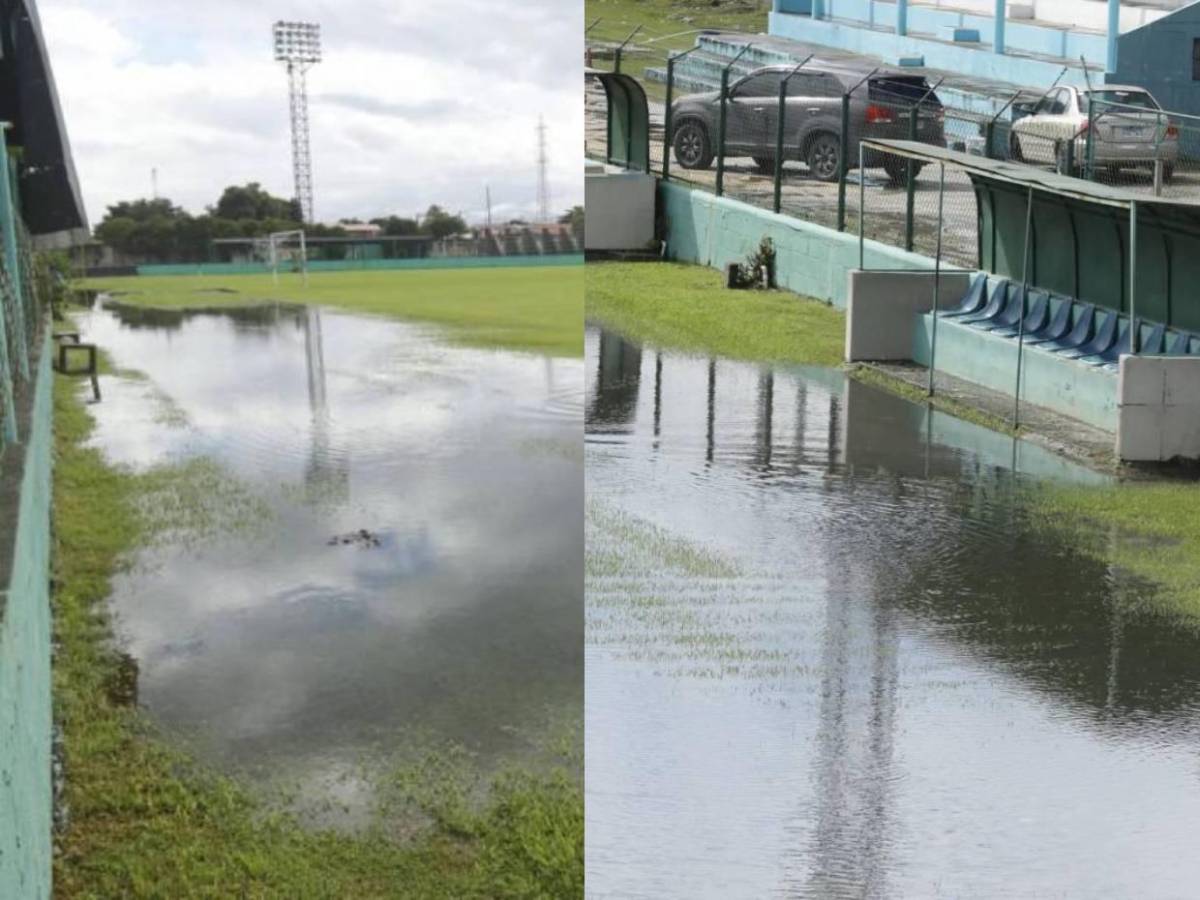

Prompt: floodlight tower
xmin=273 ymin=20 xmax=321 ymax=224
xmin=536 ymin=116 xmax=550 ymax=224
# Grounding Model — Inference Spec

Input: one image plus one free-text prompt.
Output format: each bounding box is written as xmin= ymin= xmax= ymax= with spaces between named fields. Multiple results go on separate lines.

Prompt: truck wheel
xmin=883 ymin=157 xmax=922 ymax=185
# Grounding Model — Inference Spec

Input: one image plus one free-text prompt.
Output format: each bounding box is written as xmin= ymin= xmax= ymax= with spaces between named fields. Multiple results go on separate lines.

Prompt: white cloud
xmin=39 ymin=0 xmax=583 ymax=226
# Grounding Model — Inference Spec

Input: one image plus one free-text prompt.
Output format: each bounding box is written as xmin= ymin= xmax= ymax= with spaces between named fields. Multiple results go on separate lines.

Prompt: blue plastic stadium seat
xmin=1165 ymin=329 xmax=1192 ymax=355
xmin=1081 ymin=318 xmax=1131 ymax=366
xmin=992 ymin=288 xmax=1048 ymax=338
xmin=960 ymin=280 xmax=1010 ymax=325
xmin=970 ymin=283 xmax=1024 ymax=330
xmin=1026 ymin=295 xmax=1073 ymax=345
xmin=1061 ymin=309 xmax=1118 ymax=359
xmin=1138 ymin=322 xmax=1166 ymax=356
xmin=940 ymin=274 xmax=989 ymax=317
xmin=1038 ymin=303 xmax=1096 ymax=354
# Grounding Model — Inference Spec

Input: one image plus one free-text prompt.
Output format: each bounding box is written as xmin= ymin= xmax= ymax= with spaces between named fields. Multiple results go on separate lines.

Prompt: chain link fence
xmin=586 ymin=30 xmax=1200 ymax=271
xmin=0 ymin=188 xmax=47 ymax=453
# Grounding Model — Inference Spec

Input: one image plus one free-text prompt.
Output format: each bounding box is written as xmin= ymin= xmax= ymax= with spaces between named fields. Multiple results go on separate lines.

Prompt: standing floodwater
xmin=74 ymin=301 xmax=582 ymax=826
xmin=586 ymin=325 xmax=1200 ymax=899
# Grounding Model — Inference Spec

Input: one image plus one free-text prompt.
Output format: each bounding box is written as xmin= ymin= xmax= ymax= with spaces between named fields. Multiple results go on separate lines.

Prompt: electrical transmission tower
xmin=273 ymin=21 xmax=322 ymax=224
xmin=536 ymin=116 xmax=550 ymax=224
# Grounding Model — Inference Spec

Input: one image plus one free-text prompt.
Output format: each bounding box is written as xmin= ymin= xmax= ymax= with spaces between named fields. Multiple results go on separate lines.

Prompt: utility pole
xmin=486 ymin=185 xmax=493 ymax=230
xmin=151 ymin=167 xmax=158 ymax=200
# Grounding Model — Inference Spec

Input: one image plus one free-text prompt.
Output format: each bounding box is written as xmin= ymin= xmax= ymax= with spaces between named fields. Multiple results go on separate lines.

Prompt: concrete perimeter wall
xmin=0 ymin=330 xmax=54 ymax=899
xmin=137 ymin=254 xmax=583 ymax=278
xmin=660 ymin=179 xmax=940 ymax=308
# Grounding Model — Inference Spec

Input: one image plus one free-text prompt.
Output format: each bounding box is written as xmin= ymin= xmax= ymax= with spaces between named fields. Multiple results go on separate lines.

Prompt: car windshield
xmin=1080 ymin=89 xmax=1160 ymax=112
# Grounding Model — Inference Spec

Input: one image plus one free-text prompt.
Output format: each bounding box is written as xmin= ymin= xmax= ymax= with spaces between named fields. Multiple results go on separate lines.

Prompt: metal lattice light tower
xmin=273 ymin=20 xmax=321 ymax=224
xmin=536 ymin=115 xmax=550 ymax=223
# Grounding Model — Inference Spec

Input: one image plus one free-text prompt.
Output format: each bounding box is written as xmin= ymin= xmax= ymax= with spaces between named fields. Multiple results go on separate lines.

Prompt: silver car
xmin=1009 ymin=84 xmax=1178 ymax=179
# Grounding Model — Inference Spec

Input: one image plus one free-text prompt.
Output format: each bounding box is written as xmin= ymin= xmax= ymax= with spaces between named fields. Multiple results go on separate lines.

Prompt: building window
xmin=1193 ymin=38 xmax=1200 ymax=80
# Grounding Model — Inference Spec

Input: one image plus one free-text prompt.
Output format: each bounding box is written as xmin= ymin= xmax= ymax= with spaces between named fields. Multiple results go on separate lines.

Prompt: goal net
xmin=267 ymin=230 xmax=308 ymax=286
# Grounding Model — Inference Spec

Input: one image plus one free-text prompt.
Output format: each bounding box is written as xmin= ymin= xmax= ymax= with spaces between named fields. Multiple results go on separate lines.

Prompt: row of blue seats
xmin=939 ymin=276 xmax=1197 ymax=369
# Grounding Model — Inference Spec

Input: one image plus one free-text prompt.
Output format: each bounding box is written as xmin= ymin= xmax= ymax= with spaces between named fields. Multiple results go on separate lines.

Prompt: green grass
xmin=587 ymin=0 xmax=768 ymax=50
xmin=52 ymin=375 xmax=582 ymax=898
xmin=586 ymin=261 xmax=845 ymax=366
xmin=81 ymin=266 xmax=583 ymax=358
xmin=1024 ymin=480 xmax=1200 ymax=623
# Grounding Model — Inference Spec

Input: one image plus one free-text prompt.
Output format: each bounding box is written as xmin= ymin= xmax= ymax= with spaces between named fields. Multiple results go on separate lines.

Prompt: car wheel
xmin=882 ymin=157 xmax=922 ymax=186
xmin=752 ymin=155 xmax=776 ymax=173
xmin=673 ymin=121 xmax=713 ymax=170
xmin=1009 ymin=131 xmax=1024 ymax=163
xmin=805 ymin=133 xmax=841 ymax=182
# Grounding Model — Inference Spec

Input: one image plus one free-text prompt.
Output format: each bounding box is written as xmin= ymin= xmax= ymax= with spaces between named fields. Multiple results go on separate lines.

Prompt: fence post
xmin=837 ymin=93 xmax=850 ymax=231
xmin=1130 ymin=200 xmax=1139 ymax=355
xmin=1014 ymin=185 xmax=1034 ymax=430
xmin=928 ymin=161 xmax=945 ymax=397
xmin=905 ymin=106 xmax=918 ymax=252
xmin=663 ymin=56 xmax=676 ymax=181
xmin=984 ymin=120 xmax=995 ymax=160
xmin=773 ymin=79 xmax=786 ymax=213
xmin=0 ymin=126 xmax=28 ymax=381
xmin=716 ymin=67 xmax=730 ymax=197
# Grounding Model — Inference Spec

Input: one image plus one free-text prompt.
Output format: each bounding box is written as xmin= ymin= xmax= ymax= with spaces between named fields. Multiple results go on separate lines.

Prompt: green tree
xmin=370 ymin=215 xmax=421 ymax=237
xmin=212 ymin=183 xmax=300 ymax=222
xmin=559 ymin=205 xmax=584 ymax=238
xmin=421 ymin=205 xmax=468 ymax=240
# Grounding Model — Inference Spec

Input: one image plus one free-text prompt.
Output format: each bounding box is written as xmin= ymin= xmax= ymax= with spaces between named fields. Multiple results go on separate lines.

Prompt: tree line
xmin=94 ymin=183 xmax=483 ymax=263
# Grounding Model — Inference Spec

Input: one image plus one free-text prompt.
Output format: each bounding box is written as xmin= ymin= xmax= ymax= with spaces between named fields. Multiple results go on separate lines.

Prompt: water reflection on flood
xmin=75 ymin=301 xmax=583 ymax=827
xmin=585 ymin=325 xmax=1200 ymax=899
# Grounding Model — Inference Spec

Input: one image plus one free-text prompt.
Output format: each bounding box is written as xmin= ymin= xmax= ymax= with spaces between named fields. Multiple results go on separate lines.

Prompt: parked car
xmin=1009 ymin=84 xmax=1178 ymax=179
xmin=669 ymin=65 xmax=945 ymax=183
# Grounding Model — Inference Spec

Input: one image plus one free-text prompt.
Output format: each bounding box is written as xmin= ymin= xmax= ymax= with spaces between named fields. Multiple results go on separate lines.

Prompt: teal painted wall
xmin=137 ymin=254 xmax=583 ymax=277
xmin=912 ymin=312 xmax=1119 ymax=430
xmin=0 ymin=330 xmax=54 ymax=900
xmin=660 ymin=179 xmax=939 ymax=308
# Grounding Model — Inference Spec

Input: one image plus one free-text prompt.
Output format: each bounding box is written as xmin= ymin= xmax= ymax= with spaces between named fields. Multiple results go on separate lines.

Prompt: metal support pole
xmin=1085 ymin=98 xmax=1097 ymax=180
xmin=1014 ymin=185 xmax=1034 ymax=429
xmin=928 ymin=161 xmax=945 ymax=397
xmin=905 ymin=107 xmax=918 ymax=252
xmin=613 ymin=26 xmax=642 ymax=74
xmin=858 ymin=140 xmax=866 ymax=270
xmin=716 ymin=69 xmax=730 ymax=197
xmin=664 ymin=58 xmax=677 ymax=181
xmin=774 ymin=55 xmax=813 ymax=215
xmin=1129 ymin=200 xmax=1138 ymax=354
xmin=714 ymin=44 xmax=751 ymax=199
xmin=986 ymin=89 xmax=1025 ymax=160
xmin=0 ymin=126 xmax=28 ymax=382
xmin=994 ymin=0 xmax=1007 ymax=55
xmin=837 ymin=93 xmax=851 ymax=230
xmin=1106 ymin=0 xmax=1119 ymax=75
xmin=897 ymin=0 xmax=909 ymax=35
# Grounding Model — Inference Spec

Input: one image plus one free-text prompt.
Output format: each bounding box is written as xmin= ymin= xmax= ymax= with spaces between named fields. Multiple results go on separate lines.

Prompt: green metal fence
xmin=0 ymin=126 xmax=45 ymax=453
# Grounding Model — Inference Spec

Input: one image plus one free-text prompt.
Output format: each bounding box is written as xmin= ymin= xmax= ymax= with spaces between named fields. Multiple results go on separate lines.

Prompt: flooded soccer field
xmin=585 ymin=325 xmax=1200 ymax=899
xmin=70 ymin=298 xmax=583 ymax=826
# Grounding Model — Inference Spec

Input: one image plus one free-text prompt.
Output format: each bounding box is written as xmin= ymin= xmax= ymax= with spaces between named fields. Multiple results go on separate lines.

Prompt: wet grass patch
xmin=81 ymin=266 xmax=583 ymax=358
xmin=847 ymin=363 xmax=1019 ymax=436
xmin=1023 ymin=480 xmax=1200 ymax=624
xmin=53 ymin=374 xmax=582 ymax=897
xmin=586 ymin=262 xmax=844 ymax=367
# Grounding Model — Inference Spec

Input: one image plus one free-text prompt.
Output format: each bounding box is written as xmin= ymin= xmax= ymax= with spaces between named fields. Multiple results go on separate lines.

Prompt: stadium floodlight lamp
xmin=273 ymin=21 xmax=322 ymax=65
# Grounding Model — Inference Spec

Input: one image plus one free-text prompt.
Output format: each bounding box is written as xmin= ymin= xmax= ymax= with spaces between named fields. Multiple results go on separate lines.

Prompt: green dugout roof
xmin=586 ymin=68 xmax=650 ymax=173
xmin=862 ymin=140 xmax=1200 ymax=331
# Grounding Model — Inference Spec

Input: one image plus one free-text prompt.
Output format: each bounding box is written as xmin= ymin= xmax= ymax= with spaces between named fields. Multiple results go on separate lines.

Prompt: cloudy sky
xmin=38 ymin=0 xmax=582 ymax=227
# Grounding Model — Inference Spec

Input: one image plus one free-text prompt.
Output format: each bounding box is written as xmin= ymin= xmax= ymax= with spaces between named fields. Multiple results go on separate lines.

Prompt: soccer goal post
xmin=268 ymin=230 xmax=308 ymax=286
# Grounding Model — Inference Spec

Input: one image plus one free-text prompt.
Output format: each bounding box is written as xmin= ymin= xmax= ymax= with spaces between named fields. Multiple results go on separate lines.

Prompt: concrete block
xmin=1162 ymin=412 xmax=1200 ymax=461
xmin=585 ymin=166 xmax=656 ymax=251
xmin=1117 ymin=355 xmax=1166 ymax=407
xmin=1163 ymin=357 xmax=1200 ymax=408
xmin=897 ymin=55 xmax=925 ymax=66
xmin=1117 ymin=404 xmax=1164 ymax=461
xmin=940 ymin=26 xmax=980 ymax=41
xmin=845 ymin=269 xmax=970 ymax=362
